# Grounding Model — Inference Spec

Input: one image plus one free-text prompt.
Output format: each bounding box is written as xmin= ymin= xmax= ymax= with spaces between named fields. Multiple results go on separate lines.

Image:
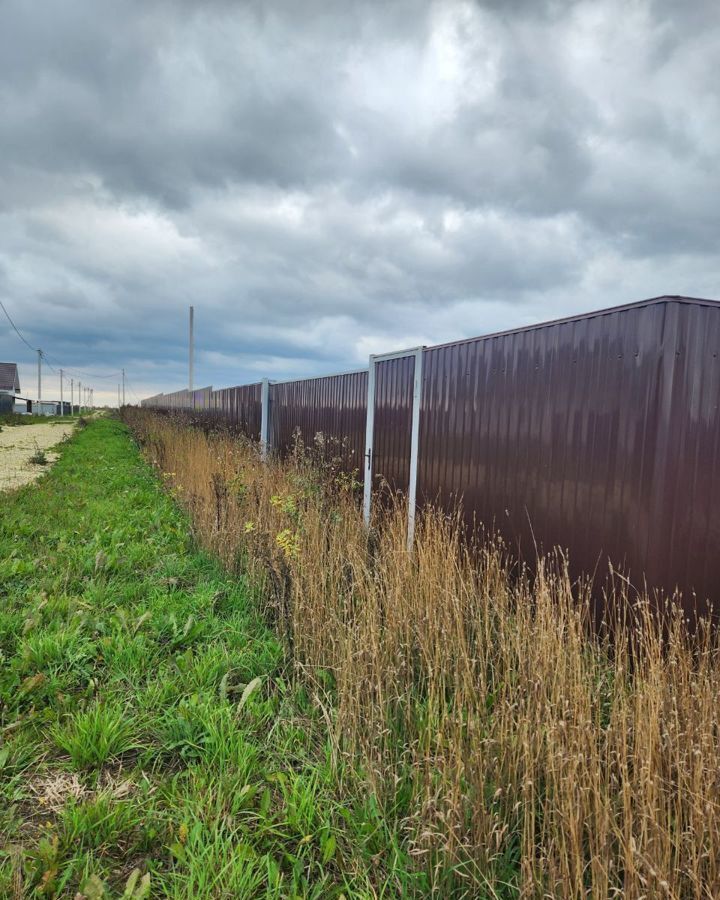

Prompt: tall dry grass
xmin=125 ymin=408 xmax=720 ymax=899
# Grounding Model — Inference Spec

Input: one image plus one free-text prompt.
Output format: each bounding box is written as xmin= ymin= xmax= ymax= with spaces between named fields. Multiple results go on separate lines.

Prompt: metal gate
xmin=363 ymin=347 xmax=424 ymax=548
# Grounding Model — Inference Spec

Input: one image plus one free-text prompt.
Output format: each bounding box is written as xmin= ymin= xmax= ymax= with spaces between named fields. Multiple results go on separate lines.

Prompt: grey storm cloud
xmin=0 ymin=0 xmax=718 ymax=404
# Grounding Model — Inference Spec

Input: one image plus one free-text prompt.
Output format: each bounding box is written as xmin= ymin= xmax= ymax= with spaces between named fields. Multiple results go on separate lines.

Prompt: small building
xmin=0 ymin=362 xmax=21 ymax=415
xmin=34 ymin=400 xmax=62 ymax=417
xmin=0 ymin=361 xmax=21 ymax=394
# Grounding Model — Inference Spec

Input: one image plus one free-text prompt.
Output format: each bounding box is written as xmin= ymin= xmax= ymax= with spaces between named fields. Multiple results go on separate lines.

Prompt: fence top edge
xmin=371 ymin=346 xmax=426 ymax=362
xmin=143 ymin=295 xmax=720 ymax=403
xmin=269 ymin=367 xmax=367 ymax=386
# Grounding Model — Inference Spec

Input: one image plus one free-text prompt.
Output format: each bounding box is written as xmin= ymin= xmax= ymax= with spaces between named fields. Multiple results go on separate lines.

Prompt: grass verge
xmin=0 ymin=417 xmax=398 ymax=898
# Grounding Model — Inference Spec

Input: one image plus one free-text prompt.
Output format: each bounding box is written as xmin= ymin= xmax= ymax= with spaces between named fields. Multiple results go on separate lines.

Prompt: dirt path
xmin=0 ymin=421 xmax=75 ymax=491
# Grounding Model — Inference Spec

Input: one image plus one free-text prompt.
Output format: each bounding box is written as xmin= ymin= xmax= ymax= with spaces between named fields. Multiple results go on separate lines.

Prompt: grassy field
xmin=0 ymin=418 xmax=405 ymax=898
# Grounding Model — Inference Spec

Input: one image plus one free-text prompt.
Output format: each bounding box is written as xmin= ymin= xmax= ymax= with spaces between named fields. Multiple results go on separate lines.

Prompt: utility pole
xmin=37 ymin=349 xmax=42 ymax=403
xmin=71 ymin=378 xmax=74 ymax=415
xmin=189 ymin=305 xmax=194 ymax=392
xmin=60 ymin=369 xmax=64 ymax=416
xmin=122 ymin=368 xmax=126 ymax=406
xmin=78 ymin=381 xmax=82 ymax=415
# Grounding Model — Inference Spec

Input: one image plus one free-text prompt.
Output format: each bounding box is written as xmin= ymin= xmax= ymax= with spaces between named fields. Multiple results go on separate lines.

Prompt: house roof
xmin=0 ymin=362 xmax=21 ymax=393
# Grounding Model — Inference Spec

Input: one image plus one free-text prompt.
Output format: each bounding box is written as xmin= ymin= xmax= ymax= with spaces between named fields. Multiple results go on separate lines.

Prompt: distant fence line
xmin=142 ymin=295 xmax=720 ymax=615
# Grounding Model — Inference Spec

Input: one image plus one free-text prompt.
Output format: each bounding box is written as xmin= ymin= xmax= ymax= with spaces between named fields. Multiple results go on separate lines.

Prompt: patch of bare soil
xmin=0 ymin=421 xmax=74 ymax=491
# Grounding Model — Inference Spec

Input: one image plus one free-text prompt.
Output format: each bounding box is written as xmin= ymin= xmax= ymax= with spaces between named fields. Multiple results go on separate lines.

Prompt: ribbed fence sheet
xmin=211 ymin=384 xmax=262 ymax=439
xmin=371 ymin=356 xmax=414 ymax=495
xmin=418 ymin=297 xmax=720 ymax=614
xmin=269 ymin=371 xmax=367 ymax=474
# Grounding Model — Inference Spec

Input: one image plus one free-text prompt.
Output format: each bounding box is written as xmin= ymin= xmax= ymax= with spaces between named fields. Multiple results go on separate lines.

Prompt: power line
xmin=1 ymin=299 xmax=125 ymax=402
xmin=41 ymin=353 xmax=121 ymax=380
xmin=124 ymin=377 xmax=142 ymax=404
xmin=68 ymin=369 xmax=122 ymax=379
xmin=0 ymin=298 xmax=38 ymax=352
xmin=41 ymin=351 xmax=58 ymax=375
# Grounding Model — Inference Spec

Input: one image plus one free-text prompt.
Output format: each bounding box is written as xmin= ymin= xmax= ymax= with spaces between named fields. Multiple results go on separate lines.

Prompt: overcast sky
xmin=1 ymin=0 xmax=718 ymax=405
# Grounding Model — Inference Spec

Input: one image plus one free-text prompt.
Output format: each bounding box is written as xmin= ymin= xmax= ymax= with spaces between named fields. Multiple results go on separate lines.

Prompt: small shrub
xmin=29 ymin=447 xmax=48 ymax=465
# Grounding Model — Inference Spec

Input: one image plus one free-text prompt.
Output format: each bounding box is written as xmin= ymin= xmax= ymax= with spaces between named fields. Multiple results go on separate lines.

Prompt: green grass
xmin=0 ymin=418 xmax=402 ymax=898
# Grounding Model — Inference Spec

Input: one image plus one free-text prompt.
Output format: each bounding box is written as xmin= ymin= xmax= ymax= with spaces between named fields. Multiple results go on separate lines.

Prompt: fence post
xmin=407 ymin=347 xmax=424 ymax=551
xmin=260 ymin=378 xmax=270 ymax=460
xmin=362 ymin=355 xmax=377 ymax=526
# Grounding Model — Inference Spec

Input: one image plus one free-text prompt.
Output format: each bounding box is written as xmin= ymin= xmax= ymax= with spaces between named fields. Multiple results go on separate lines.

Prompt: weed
xmin=29 ymin=444 xmax=48 ymax=465
xmin=59 ymin=794 xmax=143 ymax=852
xmin=52 ymin=701 xmax=144 ymax=770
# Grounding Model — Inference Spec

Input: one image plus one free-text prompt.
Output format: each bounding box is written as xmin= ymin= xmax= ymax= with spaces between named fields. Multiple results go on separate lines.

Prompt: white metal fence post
xmin=362 ymin=355 xmax=376 ymax=526
xmin=260 ymin=377 xmax=270 ymax=460
xmin=407 ymin=347 xmax=424 ymax=550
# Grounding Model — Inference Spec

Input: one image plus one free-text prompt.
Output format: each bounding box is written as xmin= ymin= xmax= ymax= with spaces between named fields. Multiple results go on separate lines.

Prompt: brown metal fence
xmin=372 ymin=355 xmax=415 ymax=494
xmin=212 ymin=383 xmax=262 ymax=435
xmin=141 ymin=295 xmax=720 ymax=612
xmin=143 ymin=386 xmax=213 ymax=412
xmin=269 ymin=371 xmax=367 ymax=471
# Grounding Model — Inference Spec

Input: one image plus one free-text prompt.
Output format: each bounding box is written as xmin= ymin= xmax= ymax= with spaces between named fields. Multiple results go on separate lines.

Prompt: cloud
xmin=0 ymin=0 xmax=718 ymax=405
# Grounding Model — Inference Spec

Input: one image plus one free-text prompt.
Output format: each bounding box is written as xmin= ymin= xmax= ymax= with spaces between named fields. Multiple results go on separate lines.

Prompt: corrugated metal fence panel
xmin=212 ymin=383 xmax=262 ymax=439
xmin=159 ymin=390 xmax=181 ymax=410
xmin=142 ymin=388 xmax=195 ymax=410
xmin=175 ymin=390 xmax=191 ymax=410
xmin=192 ymin=387 xmax=212 ymax=410
xmin=418 ymin=299 xmax=720 ymax=611
xmin=646 ymin=301 xmax=720 ymax=607
xmin=269 ymin=371 xmax=367 ymax=473
xmin=372 ymin=355 xmax=414 ymax=494
xmin=236 ymin=384 xmax=262 ymax=438
xmin=170 ymin=389 xmax=189 ymax=410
